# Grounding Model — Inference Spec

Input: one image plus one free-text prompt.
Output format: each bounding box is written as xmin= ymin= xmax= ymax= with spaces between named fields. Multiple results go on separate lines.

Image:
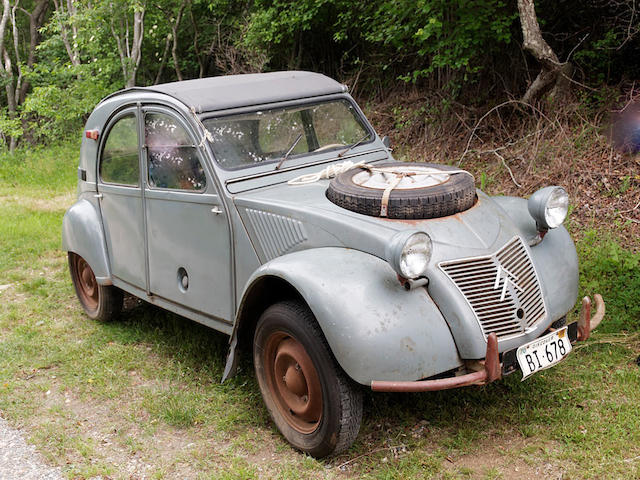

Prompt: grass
xmin=0 ymin=142 xmax=639 ymax=479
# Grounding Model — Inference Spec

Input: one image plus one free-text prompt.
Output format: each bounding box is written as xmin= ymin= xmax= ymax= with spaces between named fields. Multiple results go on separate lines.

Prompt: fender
xmin=225 ymin=247 xmax=463 ymax=385
xmin=492 ymin=196 xmax=579 ymax=321
xmin=61 ymin=199 xmax=112 ymax=284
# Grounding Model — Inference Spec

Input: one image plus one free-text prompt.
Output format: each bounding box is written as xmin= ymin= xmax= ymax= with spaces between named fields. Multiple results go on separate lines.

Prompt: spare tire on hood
xmin=326 ymin=162 xmax=476 ymax=219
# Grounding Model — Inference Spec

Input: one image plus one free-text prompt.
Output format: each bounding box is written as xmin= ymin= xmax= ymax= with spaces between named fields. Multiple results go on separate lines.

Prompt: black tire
xmin=253 ymin=300 xmax=363 ymax=458
xmin=68 ymin=253 xmax=123 ymax=321
xmin=326 ymin=161 xmax=476 ymax=219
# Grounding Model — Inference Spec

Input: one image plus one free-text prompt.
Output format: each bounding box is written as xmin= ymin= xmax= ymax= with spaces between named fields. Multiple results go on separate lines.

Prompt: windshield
xmin=203 ymin=99 xmax=372 ymax=170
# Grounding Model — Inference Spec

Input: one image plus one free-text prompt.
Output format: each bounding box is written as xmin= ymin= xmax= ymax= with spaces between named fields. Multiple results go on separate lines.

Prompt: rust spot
xmin=371 ymin=332 xmax=502 ymax=392
xmin=401 ymin=336 xmax=416 ymax=352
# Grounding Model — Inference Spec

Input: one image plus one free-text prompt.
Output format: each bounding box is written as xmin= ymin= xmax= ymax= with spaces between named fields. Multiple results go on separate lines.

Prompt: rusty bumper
xmin=371 ymin=294 xmax=605 ymax=393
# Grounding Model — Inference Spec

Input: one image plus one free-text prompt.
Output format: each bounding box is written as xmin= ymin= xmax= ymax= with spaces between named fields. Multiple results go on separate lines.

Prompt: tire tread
xmin=254 ymin=300 xmax=363 ymax=457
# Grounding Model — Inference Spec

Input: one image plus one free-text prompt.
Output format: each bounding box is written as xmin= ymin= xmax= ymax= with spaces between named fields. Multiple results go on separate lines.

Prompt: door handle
xmin=211 ymin=206 xmax=223 ymax=215
xmin=94 ymin=194 xmax=103 ymax=199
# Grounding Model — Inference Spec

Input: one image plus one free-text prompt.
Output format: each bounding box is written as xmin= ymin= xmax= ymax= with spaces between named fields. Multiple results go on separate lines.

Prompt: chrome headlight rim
xmin=385 ymin=231 xmax=433 ymax=280
xmin=527 ymin=186 xmax=569 ymax=230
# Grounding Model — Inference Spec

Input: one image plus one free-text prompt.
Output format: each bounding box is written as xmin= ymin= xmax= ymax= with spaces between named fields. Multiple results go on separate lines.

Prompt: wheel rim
xmin=351 ymin=166 xmax=451 ymax=190
xmin=263 ymin=332 xmax=323 ymax=434
xmin=73 ymin=256 xmax=99 ymax=311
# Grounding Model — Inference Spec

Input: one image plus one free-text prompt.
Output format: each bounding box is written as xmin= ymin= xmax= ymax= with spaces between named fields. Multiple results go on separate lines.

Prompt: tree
xmin=0 ymin=0 xmax=49 ymax=151
xmin=109 ymin=0 xmax=145 ymax=87
xmin=517 ymin=0 xmax=568 ymax=104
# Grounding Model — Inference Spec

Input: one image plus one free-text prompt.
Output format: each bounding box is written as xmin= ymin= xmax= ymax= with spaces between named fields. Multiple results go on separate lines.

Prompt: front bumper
xmin=371 ymin=294 xmax=605 ymax=392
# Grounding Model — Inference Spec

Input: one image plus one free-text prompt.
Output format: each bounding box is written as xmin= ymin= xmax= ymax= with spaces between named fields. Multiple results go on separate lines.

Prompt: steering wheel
xmin=314 ymin=143 xmax=346 ymax=152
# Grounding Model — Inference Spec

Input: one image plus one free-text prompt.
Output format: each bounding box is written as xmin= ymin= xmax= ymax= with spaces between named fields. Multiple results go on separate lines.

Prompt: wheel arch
xmin=235 ymin=275 xmax=305 ymax=356
xmin=223 ymin=248 xmax=463 ymax=385
xmin=62 ymin=198 xmax=112 ymax=284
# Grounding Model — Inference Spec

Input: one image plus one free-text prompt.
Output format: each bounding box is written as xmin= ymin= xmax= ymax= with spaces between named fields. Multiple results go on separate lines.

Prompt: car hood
xmin=233 ymin=180 xmax=525 ymax=265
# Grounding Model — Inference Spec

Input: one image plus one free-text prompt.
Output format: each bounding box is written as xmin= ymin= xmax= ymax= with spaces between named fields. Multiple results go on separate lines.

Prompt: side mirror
xmin=382 ymin=136 xmax=390 ymax=148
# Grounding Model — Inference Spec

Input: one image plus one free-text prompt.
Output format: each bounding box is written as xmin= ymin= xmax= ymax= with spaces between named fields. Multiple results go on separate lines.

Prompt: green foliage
xmin=0 ymin=109 xmax=23 ymax=146
xmin=2 ymin=0 xmax=640 ymax=149
xmin=368 ymin=0 xmax=516 ymax=82
xmin=22 ymin=73 xmax=114 ymax=142
xmin=244 ymin=0 xmax=516 ymax=89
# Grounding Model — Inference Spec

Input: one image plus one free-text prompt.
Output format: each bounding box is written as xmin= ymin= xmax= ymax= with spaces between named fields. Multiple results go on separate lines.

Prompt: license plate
xmin=516 ymin=327 xmax=572 ymax=380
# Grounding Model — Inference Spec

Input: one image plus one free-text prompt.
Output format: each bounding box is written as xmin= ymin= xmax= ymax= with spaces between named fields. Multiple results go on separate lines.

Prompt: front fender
xmin=234 ymin=248 xmax=463 ymax=385
xmin=492 ymin=196 xmax=579 ymax=321
xmin=62 ymin=199 xmax=112 ymax=284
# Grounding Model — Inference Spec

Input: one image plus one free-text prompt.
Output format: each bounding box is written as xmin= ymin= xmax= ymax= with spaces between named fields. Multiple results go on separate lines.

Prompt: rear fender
xmin=226 ymin=248 xmax=463 ymax=385
xmin=62 ymin=199 xmax=112 ymax=284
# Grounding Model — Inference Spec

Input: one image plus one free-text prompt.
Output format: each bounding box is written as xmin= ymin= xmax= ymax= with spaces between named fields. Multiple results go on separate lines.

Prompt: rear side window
xmin=145 ymin=112 xmax=207 ymax=191
xmin=100 ymin=114 xmax=140 ymax=186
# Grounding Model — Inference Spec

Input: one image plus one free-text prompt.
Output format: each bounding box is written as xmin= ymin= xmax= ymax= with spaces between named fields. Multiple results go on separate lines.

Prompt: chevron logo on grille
xmin=493 ymin=264 xmax=524 ymax=302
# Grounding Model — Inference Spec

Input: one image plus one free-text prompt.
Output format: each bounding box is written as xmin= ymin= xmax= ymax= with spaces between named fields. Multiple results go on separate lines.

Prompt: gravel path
xmin=0 ymin=417 xmax=63 ymax=480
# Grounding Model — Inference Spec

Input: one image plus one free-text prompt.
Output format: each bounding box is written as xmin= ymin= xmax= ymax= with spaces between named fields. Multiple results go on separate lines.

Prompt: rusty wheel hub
xmin=74 ymin=256 xmax=99 ymax=311
xmin=264 ymin=333 xmax=322 ymax=434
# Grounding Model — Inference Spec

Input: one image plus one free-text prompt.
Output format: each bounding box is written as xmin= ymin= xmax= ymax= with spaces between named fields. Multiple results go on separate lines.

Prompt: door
xmin=98 ymin=110 xmax=147 ymax=289
xmin=142 ymin=108 xmax=232 ymax=322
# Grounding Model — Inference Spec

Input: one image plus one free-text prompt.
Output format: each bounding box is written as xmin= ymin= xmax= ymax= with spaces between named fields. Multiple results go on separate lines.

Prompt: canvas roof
xmin=129 ymin=71 xmax=347 ymax=113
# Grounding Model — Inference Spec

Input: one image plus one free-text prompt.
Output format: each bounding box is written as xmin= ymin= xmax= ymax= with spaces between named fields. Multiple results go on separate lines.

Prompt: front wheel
xmin=253 ymin=301 xmax=363 ymax=458
xmin=69 ymin=253 xmax=123 ymax=321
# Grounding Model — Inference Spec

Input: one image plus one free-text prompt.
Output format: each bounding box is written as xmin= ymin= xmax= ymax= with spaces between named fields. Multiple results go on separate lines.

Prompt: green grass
xmin=0 ymin=142 xmax=639 ymax=478
xmin=578 ymin=230 xmax=640 ymax=332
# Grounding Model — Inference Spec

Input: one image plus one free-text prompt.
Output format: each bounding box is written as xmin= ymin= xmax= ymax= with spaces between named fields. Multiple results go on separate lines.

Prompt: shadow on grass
xmin=76 ymin=291 xmax=638 ymax=477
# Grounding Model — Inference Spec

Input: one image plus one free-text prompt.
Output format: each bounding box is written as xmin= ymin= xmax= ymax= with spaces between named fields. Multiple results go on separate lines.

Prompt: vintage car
xmin=63 ymin=71 xmax=605 ymax=457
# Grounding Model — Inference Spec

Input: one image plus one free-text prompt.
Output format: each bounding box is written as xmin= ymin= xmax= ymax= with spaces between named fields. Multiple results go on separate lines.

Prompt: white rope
xmin=362 ymin=164 xmax=474 ymax=180
xmin=287 ymin=160 xmax=366 ymax=185
xmin=190 ymin=107 xmax=215 ymax=147
xmin=288 ymin=162 xmax=473 ymax=186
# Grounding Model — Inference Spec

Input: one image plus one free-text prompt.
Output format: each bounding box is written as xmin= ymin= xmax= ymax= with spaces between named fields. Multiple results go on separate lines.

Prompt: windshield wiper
xmin=338 ymin=132 xmax=371 ymax=158
xmin=275 ymin=133 xmax=304 ymax=170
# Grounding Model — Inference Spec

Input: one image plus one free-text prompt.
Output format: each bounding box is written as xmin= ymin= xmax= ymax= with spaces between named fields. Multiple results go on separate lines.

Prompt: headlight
xmin=386 ymin=231 xmax=432 ymax=279
xmin=527 ymin=186 xmax=569 ymax=230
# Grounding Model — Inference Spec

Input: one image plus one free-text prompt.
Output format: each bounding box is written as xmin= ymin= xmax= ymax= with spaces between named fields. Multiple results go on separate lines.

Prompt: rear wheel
xmin=253 ymin=300 xmax=362 ymax=458
xmin=69 ymin=253 xmax=123 ymax=321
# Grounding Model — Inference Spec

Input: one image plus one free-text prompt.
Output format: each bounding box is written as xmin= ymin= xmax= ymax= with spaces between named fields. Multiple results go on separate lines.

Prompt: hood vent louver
xmin=245 ymin=209 xmax=307 ymax=261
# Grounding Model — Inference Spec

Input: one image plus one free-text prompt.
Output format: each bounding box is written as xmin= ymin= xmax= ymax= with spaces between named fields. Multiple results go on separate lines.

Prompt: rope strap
xmin=190 ymin=107 xmax=215 ymax=147
xmin=287 ymin=160 xmax=366 ymax=185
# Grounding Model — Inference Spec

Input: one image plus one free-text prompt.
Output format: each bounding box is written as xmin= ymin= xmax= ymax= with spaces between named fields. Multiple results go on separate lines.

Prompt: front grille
xmin=439 ymin=236 xmax=547 ymax=340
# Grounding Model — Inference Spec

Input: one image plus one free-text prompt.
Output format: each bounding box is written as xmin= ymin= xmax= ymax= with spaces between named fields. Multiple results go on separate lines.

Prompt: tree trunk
xmin=1 ymin=0 xmax=17 ymax=151
xmin=517 ymin=0 xmax=566 ymax=104
xmin=53 ymin=0 xmax=81 ymax=68
xmin=171 ymin=0 xmax=187 ymax=81
xmin=126 ymin=8 xmax=144 ymax=87
xmin=19 ymin=0 xmax=49 ymax=103
xmin=189 ymin=3 xmax=205 ymax=78
xmin=111 ymin=2 xmax=145 ymax=88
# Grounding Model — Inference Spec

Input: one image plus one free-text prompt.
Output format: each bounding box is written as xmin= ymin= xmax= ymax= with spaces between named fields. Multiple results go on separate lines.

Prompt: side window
xmin=100 ymin=114 xmax=139 ymax=186
xmin=145 ymin=112 xmax=207 ymax=191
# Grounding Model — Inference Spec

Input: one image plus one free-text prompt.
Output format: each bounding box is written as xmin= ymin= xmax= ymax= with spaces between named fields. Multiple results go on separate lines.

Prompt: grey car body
xmin=62 ymin=71 xmax=579 ymax=387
